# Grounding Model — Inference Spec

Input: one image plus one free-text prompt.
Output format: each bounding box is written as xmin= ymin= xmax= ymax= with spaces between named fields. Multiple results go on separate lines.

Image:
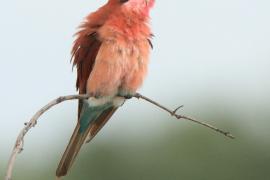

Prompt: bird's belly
xmin=87 ymin=39 xmax=150 ymax=97
xmin=118 ymin=40 xmax=150 ymax=96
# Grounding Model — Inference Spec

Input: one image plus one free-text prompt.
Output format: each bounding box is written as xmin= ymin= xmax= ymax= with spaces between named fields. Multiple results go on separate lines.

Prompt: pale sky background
xmin=0 ymin=0 xmax=270 ymax=177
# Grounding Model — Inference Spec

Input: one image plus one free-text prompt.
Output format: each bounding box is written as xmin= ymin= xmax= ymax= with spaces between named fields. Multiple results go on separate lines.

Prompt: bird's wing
xmin=56 ymin=30 xmax=118 ymax=177
xmin=72 ymin=32 xmax=101 ymax=118
xmin=72 ymin=30 xmax=119 ymax=141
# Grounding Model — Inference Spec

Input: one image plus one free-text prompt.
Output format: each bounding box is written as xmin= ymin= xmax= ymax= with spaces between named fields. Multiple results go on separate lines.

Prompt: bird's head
xmin=109 ymin=0 xmax=155 ymax=16
xmin=119 ymin=0 xmax=155 ymax=7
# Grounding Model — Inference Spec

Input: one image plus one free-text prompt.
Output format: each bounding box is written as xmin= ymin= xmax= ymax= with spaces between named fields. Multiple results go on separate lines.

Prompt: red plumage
xmin=56 ymin=0 xmax=155 ymax=177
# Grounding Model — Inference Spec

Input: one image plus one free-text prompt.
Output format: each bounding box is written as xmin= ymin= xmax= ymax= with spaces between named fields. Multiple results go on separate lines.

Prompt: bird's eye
xmin=119 ymin=0 xmax=129 ymax=3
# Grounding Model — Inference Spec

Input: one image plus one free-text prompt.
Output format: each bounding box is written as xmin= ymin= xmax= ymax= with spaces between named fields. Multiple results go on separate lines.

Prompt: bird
xmin=56 ymin=0 xmax=155 ymax=178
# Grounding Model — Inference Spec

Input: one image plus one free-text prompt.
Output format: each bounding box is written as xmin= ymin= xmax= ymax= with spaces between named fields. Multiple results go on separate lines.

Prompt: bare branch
xmin=5 ymin=93 xmax=234 ymax=180
xmin=5 ymin=95 xmax=90 ymax=180
xmin=134 ymin=93 xmax=235 ymax=139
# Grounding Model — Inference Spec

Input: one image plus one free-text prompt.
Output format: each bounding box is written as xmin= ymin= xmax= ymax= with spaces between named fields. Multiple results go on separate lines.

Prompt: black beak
xmin=120 ymin=0 xmax=129 ymax=3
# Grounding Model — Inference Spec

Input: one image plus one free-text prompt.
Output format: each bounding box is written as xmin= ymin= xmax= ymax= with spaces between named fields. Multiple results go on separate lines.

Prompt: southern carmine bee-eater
xmin=56 ymin=0 xmax=155 ymax=178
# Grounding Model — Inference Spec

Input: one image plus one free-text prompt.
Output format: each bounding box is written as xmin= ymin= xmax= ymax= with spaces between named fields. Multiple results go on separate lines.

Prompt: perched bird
xmin=56 ymin=0 xmax=155 ymax=177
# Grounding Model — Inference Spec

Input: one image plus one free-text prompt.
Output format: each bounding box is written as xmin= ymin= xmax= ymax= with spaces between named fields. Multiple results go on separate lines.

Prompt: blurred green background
xmin=1 ymin=0 xmax=270 ymax=179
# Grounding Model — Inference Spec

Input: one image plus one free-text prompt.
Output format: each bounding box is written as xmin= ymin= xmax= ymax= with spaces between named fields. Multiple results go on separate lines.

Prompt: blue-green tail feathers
xmin=56 ymin=101 xmax=116 ymax=177
xmin=79 ymin=101 xmax=113 ymax=133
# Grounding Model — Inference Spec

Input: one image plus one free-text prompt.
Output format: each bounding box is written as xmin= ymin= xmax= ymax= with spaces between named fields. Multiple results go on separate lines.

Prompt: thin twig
xmin=5 ymin=95 xmax=90 ymax=180
xmin=5 ymin=93 xmax=234 ymax=180
xmin=134 ymin=93 xmax=235 ymax=139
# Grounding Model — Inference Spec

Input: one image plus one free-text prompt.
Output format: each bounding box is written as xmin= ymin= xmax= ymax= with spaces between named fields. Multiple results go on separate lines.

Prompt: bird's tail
xmin=56 ymin=123 xmax=87 ymax=177
xmin=56 ymin=102 xmax=117 ymax=178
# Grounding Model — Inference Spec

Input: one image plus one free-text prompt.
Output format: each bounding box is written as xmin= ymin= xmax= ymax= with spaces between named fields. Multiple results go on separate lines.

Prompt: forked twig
xmin=5 ymin=95 xmax=90 ymax=180
xmin=133 ymin=93 xmax=235 ymax=139
xmin=5 ymin=93 xmax=234 ymax=180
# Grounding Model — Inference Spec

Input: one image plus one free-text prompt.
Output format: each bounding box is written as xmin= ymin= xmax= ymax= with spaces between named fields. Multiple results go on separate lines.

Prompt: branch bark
xmin=4 ymin=93 xmax=234 ymax=180
xmin=133 ymin=94 xmax=235 ymax=139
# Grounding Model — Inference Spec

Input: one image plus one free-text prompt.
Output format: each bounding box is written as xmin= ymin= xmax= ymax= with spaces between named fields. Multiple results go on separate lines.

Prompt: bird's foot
xmin=117 ymin=90 xmax=135 ymax=99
